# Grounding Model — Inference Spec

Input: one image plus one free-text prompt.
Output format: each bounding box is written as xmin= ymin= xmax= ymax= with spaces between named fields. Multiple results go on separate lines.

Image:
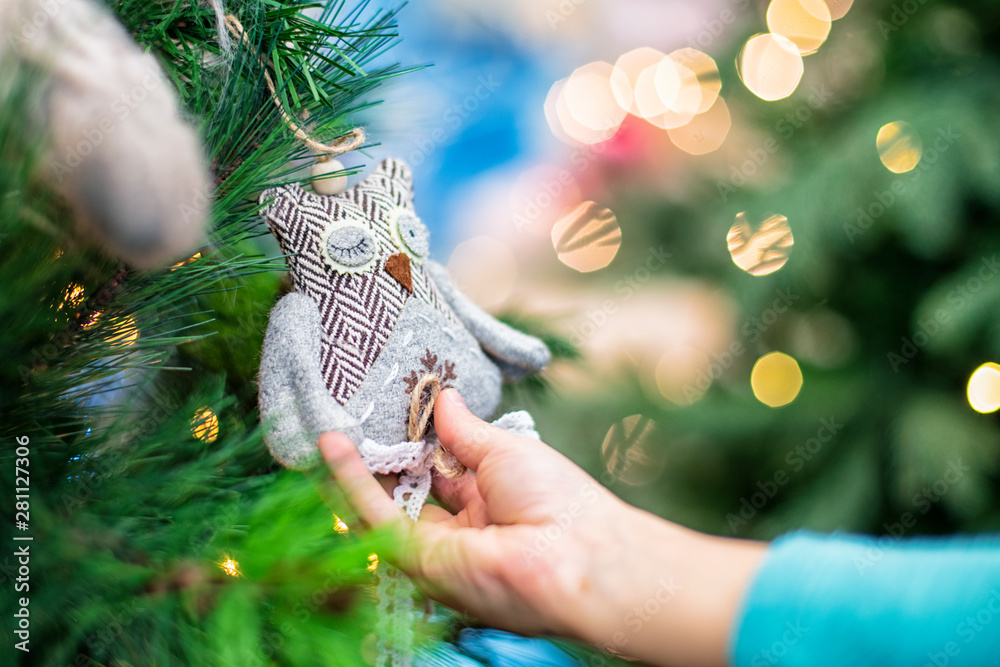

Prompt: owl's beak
xmin=385 ymin=252 xmax=414 ymax=293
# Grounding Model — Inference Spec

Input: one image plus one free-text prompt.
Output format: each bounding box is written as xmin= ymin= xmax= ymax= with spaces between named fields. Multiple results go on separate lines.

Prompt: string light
xmin=751 ymin=352 xmax=803 ymax=407
xmin=367 ymin=553 xmax=379 ymax=572
xmin=728 ymin=213 xmax=794 ymax=276
xmin=107 ymin=315 xmax=140 ymax=347
xmin=967 ymin=363 xmax=1000 ymax=414
xmin=738 ymin=33 xmax=804 ymax=101
xmin=766 ymin=0 xmax=832 ymax=56
xmin=333 ymin=515 xmax=350 ymax=534
xmin=551 ymin=201 xmax=621 ymax=273
xmin=191 ymin=407 xmax=220 ymax=443
xmin=170 ymin=251 xmax=202 ymax=270
xmin=220 ymin=557 xmax=240 ymax=577
xmin=600 ymin=415 xmax=663 ymax=486
xmin=60 ymin=283 xmax=86 ymax=310
xmin=667 ymin=98 xmax=732 ymax=155
xmin=877 ymin=121 xmax=922 ymax=173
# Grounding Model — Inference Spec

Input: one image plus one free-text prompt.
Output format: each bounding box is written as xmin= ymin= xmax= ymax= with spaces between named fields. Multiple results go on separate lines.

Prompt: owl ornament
xmin=258 ymin=156 xmax=549 ymax=504
xmin=258 ymin=157 xmax=549 ymax=665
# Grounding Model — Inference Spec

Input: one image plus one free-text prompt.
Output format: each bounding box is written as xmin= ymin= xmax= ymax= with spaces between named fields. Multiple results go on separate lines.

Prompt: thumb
xmin=433 ymin=389 xmax=508 ymax=472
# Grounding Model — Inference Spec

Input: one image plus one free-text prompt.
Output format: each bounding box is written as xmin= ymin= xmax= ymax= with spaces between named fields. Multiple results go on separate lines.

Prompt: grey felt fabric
xmin=259 ymin=292 xmax=364 ymax=469
xmin=343 ymin=296 xmax=503 ymax=447
xmin=425 ymin=261 xmax=551 ymax=382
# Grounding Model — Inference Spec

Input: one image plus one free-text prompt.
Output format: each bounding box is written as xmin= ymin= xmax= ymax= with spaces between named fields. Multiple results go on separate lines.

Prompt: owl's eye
xmin=320 ymin=222 xmax=377 ymax=273
xmin=388 ymin=207 xmax=430 ymax=263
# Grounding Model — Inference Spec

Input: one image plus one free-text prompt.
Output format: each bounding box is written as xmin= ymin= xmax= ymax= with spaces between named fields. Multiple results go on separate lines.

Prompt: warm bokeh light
xmin=767 ymin=0 xmax=832 ymax=55
xmin=727 ymin=212 xmax=794 ymax=276
xmin=634 ymin=62 xmax=672 ymax=119
xmin=546 ymin=78 xmax=618 ymax=145
xmin=601 ymin=414 xmax=664 ymax=485
xmin=877 ymin=121 xmax=923 ymax=173
xmin=170 ymin=251 xmax=202 ymax=270
xmin=751 ymin=352 xmax=803 ymax=407
xmin=655 ymin=346 xmax=712 ymax=405
xmin=739 ymin=33 xmax=804 ymax=101
xmin=668 ymin=98 xmax=732 ymax=155
xmin=447 ymin=236 xmax=518 ymax=310
xmin=60 ymin=283 xmax=86 ymax=310
xmin=824 ymin=0 xmax=854 ymax=20
xmin=81 ymin=310 xmax=102 ymax=330
xmin=967 ymin=363 xmax=1000 ymax=414
xmin=564 ymin=61 xmax=630 ymax=133
xmin=647 ymin=59 xmax=702 ymax=129
xmin=551 ymin=201 xmax=621 ymax=272
xmin=367 ymin=553 xmax=379 ymax=572
xmin=191 ymin=407 xmax=220 ymax=443
xmin=615 ymin=47 xmax=668 ymax=116
xmin=333 ymin=515 xmax=350 ymax=534
xmin=670 ymin=48 xmax=721 ymax=113
xmin=108 ymin=315 xmax=140 ymax=347
xmin=220 ymin=557 xmax=240 ymax=577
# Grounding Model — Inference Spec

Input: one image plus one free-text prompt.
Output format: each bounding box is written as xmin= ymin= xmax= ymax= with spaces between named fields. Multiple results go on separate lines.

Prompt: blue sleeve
xmin=730 ymin=531 xmax=1000 ymax=667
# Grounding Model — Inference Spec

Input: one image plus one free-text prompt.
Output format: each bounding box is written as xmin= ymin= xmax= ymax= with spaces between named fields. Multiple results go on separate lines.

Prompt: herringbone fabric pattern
xmin=261 ymin=159 xmax=457 ymax=404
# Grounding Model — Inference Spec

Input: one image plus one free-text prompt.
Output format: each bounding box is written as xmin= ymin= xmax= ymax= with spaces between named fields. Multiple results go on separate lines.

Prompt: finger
xmin=319 ymin=432 xmax=404 ymax=529
xmin=431 ymin=469 xmax=481 ymax=514
xmin=376 ymin=473 xmax=399 ymax=497
xmin=433 ymin=389 xmax=509 ymax=472
xmin=417 ymin=504 xmax=454 ymax=523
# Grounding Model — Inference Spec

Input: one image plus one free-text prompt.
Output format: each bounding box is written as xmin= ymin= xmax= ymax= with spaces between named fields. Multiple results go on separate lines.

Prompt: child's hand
xmin=319 ymin=389 xmax=765 ymax=666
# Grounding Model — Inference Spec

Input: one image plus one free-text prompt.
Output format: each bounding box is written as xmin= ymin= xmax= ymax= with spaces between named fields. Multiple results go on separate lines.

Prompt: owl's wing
xmin=426 ymin=261 xmax=550 ymax=382
xmin=259 ymin=292 xmax=363 ymax=469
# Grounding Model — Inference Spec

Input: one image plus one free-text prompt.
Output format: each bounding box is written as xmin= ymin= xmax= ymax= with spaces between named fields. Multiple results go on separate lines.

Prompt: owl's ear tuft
xmin=258 ymin=184 xmax=306 ymax=232
xmin=370 ymin=158 xmax=414 ymax=200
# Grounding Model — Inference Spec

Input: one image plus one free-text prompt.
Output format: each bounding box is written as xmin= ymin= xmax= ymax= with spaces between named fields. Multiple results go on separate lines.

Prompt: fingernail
xmin=443 ymin=389 xmax=465 ymax=408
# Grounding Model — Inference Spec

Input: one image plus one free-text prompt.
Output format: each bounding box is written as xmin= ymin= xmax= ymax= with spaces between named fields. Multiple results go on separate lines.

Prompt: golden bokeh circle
xmin=738 ymin=33 xmax=805 ymax=101
xmin=824 ymin=0 xmax=855 ymax=20
xmin=615 ymin=47 xmax=667 ymax=117
xmin=191 ymin=407 xmax=219 ymax=443
xmin=877 ymin=121 xmax=923 ymax=174
xmin=751 ymin=352 xmax=803 ymax=407
xmin=728 ymin=212 xmax=794 ymax=276
xmin=551 ymin=201 xmax=622 ymax=273
xmin=669 ymin=48 xmax=722 ymax=114
xmin=767 ymin=0 xmax=832 ymax=55
xmin=967 ymin=362 xmax=1000 ymax=414
xmin=601 ymin=414 xmax=664 ymax=485
xmin=668 ymin=98 xmax=732 ymax=156
xmin=564 ymin=62 xmax=630 ymax=133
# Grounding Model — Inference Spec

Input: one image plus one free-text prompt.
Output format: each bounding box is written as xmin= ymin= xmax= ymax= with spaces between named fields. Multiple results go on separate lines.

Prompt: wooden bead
xmin=311 ymin=158 xmax=348 ymax=195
